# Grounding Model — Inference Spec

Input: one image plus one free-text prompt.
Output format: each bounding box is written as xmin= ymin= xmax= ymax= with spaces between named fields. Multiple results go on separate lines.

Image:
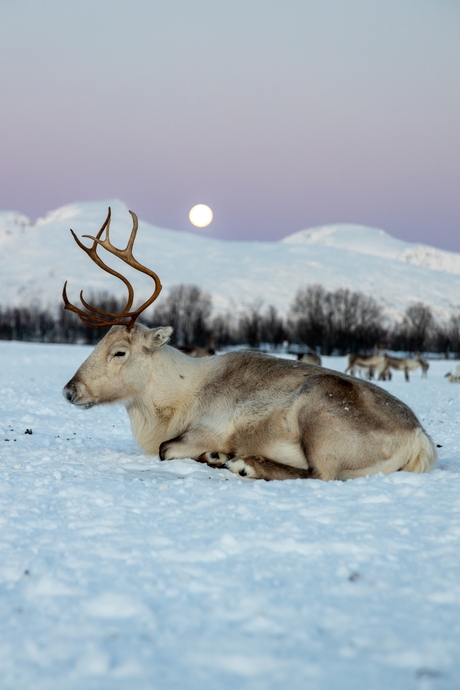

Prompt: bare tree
xmin=289 ymin=285 xmax=384 ymax=354
xmin=259 ymin=305 xmax=287 ymax=348
xmin=149 ymin=284 xmax=212 ymax=347
xmin=327 ymin=288 xmax=384 ymax=353
xmin=237 ymin=302 xmax=264 ymax=348
xmin=289 ymin=285 xmax=330 ymax=351
xmin=211 ymin=312 xmax=238 ymax=348
xmin=397 ymin=302 xmax=434 ymax=353
xmin=446 ymin=312 xmax=460 ymax=357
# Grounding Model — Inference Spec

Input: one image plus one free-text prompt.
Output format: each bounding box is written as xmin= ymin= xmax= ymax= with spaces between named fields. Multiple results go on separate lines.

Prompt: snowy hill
xmin=284 ymin=223 xmax=460 ymax=274
xmin=1 ymin=199 xmax=459 ymax=321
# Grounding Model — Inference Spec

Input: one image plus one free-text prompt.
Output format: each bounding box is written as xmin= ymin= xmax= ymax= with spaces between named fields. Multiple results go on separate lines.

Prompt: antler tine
xmin=62 ymin=281 xmax=125 ymax=328
xmin=63 ymin=207 xmax=135 ymax=326
xmin=117 ymin=210 xmax=162 ymax=329
xmin=126 ymin=209 xmax=138 ymax=253
xmin=81 ymin=209 xmax=162 ymax=329
xmin=63 ymin=207 xmax=163 ymax=330
xmin=71 ymin=208 xmax=135 ymax=316
xmin=79 ymin=291 xmax=128 ymax=322
xmin=81 ymin=207 xmax=138 ymax=262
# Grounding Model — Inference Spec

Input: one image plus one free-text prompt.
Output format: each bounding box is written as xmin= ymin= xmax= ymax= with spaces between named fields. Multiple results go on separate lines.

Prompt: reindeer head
xmin=63 ymin=323 xmax=173 ymax=407
xmin=62 ymin=208 xmax=170 ymax=407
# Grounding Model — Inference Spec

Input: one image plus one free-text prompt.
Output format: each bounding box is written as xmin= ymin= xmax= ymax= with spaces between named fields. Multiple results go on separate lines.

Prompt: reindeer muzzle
xmin=63 ymin=380 xmax=95 ymax=408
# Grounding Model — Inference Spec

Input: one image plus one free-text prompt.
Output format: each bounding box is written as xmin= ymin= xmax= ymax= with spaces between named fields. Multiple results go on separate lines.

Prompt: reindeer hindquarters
xmin=295 ymin=373 xmax=435 ymax=480
xmin=303 ymin=420 xmax=434 ymax=481
xmin=398 ymin=428 xmax=437 ymax=473
xmin=340 ymin=427 xmax=437 ymax=478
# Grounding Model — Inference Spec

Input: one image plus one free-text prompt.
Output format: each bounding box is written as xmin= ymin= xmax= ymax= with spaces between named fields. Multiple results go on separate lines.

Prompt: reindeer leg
xmin=160 ymin=436 xmax=317 ymax=480
xmin=159 ymin=428 xmax=221 ymax=461
xmin=161 ymin=441 xmax=317 ymax=481
xmin=227 ymin=456 xmax=316 ymax=480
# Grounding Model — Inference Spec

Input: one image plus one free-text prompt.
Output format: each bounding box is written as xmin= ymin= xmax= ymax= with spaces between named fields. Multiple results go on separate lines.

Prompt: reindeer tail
xmin=400 ymin=427 xmax=438 ymax=474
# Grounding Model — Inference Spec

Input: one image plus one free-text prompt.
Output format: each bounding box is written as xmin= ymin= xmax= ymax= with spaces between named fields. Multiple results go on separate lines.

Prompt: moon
xmin=189 ymin=204 xmax=213 ymax=228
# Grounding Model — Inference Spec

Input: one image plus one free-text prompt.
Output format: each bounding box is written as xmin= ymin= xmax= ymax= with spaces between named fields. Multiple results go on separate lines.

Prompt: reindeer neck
xmin=130 ymin=344 xmax=215 ymax=409
xmin=125 ymin=345 xmax=217 ymax=453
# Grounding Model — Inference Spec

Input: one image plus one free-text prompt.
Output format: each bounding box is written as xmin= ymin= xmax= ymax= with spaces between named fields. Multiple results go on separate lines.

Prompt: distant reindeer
xmin=297 ymin=353 xmax=321 ymax=366
xmin=379 ymin=354 xmax=429 ymax=382
xmin=445 ymin=363 xmax=460 ymax=382
xmin=62 ymin=209 xmax=437 ymax=481
xmin=345 ymin=354 xmax=385 ymax=380
xmin=445 ymin=371 xmax=460 ymax=383
xmin=176 ymin=345 xmax=215 ymax=358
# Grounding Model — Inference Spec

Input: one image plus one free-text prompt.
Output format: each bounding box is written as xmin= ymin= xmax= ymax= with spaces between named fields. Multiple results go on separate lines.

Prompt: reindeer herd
xmin=345 ymin=353 xmax=460 ymax=384
xmin=59 ymin=207 xmax=442 ymax=483
xmin=345 ymin=352 xmax=429 ymax=382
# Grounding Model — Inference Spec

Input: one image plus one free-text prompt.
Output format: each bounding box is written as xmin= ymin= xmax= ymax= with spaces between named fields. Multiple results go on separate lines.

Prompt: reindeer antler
xmin=62 ymin=207 xmax=162 ymax=329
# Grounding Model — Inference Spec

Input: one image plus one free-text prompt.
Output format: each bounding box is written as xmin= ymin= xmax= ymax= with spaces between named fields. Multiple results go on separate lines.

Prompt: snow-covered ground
xmin=1 ymin=340 xmax=460 ymax=690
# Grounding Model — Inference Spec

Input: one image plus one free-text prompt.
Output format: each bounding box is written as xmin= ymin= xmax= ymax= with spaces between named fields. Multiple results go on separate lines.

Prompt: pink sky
xmin=1 ymin=0 xmax=459 ymax=250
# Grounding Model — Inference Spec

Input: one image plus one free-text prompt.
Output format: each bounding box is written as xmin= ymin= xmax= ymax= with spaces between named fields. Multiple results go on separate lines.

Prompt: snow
xmin=1 ymin=199 xmax=460 ymax=320
xmin=284 ymin=223 xmax=460 ymax=276
xmin=1 ymin=340 xmax=460 ymax=689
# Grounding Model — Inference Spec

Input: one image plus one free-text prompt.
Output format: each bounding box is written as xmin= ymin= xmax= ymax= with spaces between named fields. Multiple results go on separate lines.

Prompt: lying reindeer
xmin=445 ymin=363 xmax=460 ymax=382
xmin=176 ymin=345 xmax=215 ymax=358
xmin=62 ymin=209 xmax=437 ymax=481
xmin=445 ymin=372 xmax=460 ymax=383
xmin=297 ymin=353 xmax=321 ymax=366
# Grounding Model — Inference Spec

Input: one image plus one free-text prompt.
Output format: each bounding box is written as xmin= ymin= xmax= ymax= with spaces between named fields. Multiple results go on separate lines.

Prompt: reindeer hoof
xmin=197 ymin=451 xmax=231 ymax=467
xmin=158 ymin=441 xmax=167 ymax=460
xmin=224 ymin=459 xmax=257 ymax=478
xmin=159 ymin=440 xmax=175 ymax=460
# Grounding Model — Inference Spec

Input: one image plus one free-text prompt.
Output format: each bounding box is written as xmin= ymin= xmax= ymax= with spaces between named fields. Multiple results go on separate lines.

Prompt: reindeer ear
xmin=146 ymin=326 xmax=173 ymax=349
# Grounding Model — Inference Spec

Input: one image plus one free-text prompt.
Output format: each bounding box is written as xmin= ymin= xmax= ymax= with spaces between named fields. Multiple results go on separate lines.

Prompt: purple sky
xmin=1 ymin=0 xmax=459 ymax=250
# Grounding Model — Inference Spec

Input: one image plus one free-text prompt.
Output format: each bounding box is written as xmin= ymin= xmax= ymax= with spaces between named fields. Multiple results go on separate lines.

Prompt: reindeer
xmin=176 ymin=345 xmax=215 ymax=358
xmin=62 ymin=209 xmax=437 ymax=481
xmin=345 ymin=354 xmax=385 ymax=380
xmin=445 ymin=372 xmax=460 ymax=383
xmin=297 ymin=353 xmax=321 ymax=366
xmin=444 ymin=363 xmax=460 ymax=382
xmin=379 ymin=354 xmax=429 ymax=382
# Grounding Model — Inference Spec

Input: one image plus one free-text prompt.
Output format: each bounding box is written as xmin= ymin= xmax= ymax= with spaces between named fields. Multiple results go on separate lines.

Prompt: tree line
xmin=1 ymin=284 xmax=460 ymax=356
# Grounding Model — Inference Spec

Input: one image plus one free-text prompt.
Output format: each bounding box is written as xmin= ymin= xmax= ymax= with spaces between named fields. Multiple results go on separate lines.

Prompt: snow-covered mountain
xmin=284 ymin=224 xmax=460 ymax=275
xmin=1 ymin=199 xmax=459 ymax=321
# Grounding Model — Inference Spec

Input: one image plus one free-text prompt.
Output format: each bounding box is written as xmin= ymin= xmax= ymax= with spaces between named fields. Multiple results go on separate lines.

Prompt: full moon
xmin=189 ymin=204 xmax=213 ymax=228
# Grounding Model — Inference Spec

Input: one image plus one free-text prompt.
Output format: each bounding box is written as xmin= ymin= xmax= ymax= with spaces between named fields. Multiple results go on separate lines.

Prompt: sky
xmin=0 ymin=0 xmax=459 ymax=251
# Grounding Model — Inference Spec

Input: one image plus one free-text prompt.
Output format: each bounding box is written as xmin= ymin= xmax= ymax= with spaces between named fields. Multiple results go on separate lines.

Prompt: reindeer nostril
xmin=63 ymin=386 xmax=75 ymax=403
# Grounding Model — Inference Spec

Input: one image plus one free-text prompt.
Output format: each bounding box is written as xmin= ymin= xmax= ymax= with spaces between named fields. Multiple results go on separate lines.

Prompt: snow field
xmin=1 ymin=341 xmax=460 ymax=690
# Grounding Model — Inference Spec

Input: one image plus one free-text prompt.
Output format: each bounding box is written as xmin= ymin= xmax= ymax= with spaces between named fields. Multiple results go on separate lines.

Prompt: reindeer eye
xmin=114 ymin=351 xmax=126 ymax=357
